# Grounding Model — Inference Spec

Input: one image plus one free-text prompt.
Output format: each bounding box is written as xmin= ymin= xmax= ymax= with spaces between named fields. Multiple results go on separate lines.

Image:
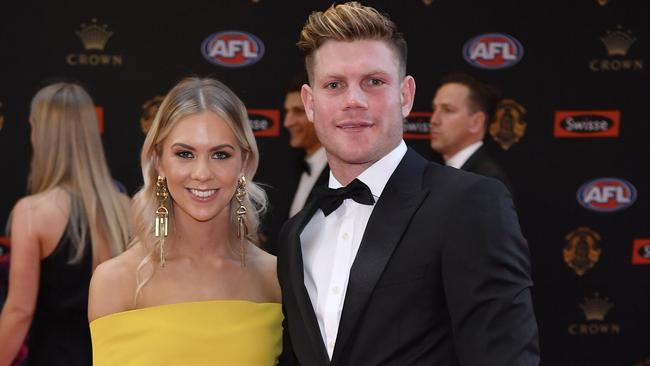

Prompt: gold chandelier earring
xmin=235 ymin=176 xmax=248 ymax=268
xmin=155 ymin=176 xmax=169 ymax=267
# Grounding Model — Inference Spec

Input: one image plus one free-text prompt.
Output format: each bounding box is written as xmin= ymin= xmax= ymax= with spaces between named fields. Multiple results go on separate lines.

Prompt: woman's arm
xmin=0 ymin=200 xmax=40 ymax=365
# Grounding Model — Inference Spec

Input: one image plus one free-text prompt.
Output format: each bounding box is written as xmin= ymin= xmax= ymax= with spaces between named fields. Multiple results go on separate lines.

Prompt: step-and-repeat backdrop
xmin=0 ymin=0 xmax=648 ymax=364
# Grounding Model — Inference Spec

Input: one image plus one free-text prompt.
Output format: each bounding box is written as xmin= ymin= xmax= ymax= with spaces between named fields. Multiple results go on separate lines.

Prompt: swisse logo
xmin=554 ymin=110 xmax=620 ymax=138
xmin=247 ymin=109 xmax=279 ymax=137
xmin=403 ymin=112 xmax=431 ymax=140
xmin=463 ymin=33 xmax=524 ymax=69
xmin=577 ymin=177 xmax=637 ymax=212
xmin=202 ymin=31 xmax=264 ymax=68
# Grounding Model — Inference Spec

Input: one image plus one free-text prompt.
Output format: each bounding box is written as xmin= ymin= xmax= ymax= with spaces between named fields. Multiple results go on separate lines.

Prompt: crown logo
xmin=601 ymin=26 xmax=636 ymax=56
xmin=76 ymin=18 xmax=114 ymax=51
xmin=597 ymin=0 xmax=609 ymax=6
xmin=579 ymin=293 xmax=613 ymax=321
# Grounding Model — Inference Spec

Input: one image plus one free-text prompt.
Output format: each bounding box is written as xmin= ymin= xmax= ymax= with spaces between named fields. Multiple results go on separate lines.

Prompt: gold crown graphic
xmin=76 ymin=18 xmax=114 ymax=51
xmin=601 ymin=26 xmax=636 ymax=56
xmin=580 ymin=293 xmax=613 ymax=321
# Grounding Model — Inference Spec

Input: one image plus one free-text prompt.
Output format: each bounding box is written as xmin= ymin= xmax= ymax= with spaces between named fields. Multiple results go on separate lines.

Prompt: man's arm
xmin=276 ymin=224 xmax=300 ymax=366
xmin=442 ymin=177 xmax=540 ymax=366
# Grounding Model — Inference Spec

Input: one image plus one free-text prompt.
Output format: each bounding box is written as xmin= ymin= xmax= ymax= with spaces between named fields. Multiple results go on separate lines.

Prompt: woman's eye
xmin=176 ymin=150 xmax=193 ymax=159
xmin=213 ymin=151 xmax=231 ymax=160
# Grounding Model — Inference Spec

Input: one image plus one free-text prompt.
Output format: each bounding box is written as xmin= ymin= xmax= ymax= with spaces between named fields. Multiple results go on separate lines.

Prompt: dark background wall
xmin=0 ymin=0 xmax=648 ymax=364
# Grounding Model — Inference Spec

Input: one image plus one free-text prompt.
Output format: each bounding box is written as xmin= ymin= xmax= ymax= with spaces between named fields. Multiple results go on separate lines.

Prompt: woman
xmin=0 ymin=82 xmax=131 ymax=365
xmin=88 ymin=77 xmax=282 ymax=365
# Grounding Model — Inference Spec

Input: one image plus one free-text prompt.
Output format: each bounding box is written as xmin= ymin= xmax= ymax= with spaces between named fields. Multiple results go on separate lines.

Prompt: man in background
xmin=430 ymin=72 xmax=513 ymax=193
xmin=283 ymin=72 xmax=328 ymax=218
xmin=263 ymin=72 xmax=328 ymax=254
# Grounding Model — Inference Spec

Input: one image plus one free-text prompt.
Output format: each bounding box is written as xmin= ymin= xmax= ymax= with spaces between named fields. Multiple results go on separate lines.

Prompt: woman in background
xmin=88 ymin=77 xmax=282 ymax=365
xmin=0 ymin=82 xmax=131 ymax=365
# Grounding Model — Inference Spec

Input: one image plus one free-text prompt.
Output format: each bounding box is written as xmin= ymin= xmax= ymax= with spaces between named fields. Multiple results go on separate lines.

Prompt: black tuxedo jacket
xmin=277 ymin=148 xmax=539 ymax=366
xmin=461 ymin=145 xmax=513 ymax=194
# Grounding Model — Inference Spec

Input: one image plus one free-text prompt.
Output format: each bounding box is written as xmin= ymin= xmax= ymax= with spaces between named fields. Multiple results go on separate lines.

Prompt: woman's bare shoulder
xmin=15 ymin=187 xmax=69 ymax=218
xmin=88 ymin=243 xmax=147 ymax=321
xmin=248 ymin=245 xmax=281 ymax=303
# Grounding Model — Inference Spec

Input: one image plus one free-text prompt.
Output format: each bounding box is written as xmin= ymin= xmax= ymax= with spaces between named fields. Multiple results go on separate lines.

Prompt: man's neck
xmin=305 ymin=143 xmax=322 ymax=157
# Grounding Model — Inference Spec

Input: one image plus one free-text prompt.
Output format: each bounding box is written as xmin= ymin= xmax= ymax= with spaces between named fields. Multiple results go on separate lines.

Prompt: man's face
xmin=301 ymin=39 xmax=415 ymax=171
xmin=283 ymin=91 xmax=320 ymax=155
xmin=430 ymin=83 xmax=482 ymax=158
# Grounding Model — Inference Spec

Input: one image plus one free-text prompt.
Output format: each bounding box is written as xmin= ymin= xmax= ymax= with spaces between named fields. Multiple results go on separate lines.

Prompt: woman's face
xmin=157 ymin=111 xmax=246 ymax=226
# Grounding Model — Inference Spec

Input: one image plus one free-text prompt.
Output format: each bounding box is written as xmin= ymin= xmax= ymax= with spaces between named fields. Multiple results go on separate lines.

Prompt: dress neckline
xmin=90 ymin=299 xmax=281 ymax=324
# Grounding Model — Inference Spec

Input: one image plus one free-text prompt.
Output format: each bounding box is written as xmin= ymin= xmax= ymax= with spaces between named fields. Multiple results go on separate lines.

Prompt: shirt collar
xmin=329 ymin=140 xmax=408 ymax=199
xmin=446 ymin=141 xmax=483 ymax=169
xmin=305 ymin=146 xmax=327 ymax=172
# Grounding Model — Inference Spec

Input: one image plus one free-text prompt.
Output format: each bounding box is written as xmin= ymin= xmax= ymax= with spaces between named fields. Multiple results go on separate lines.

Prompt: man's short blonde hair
xmin=297 ymin=2 xmax=408 ymax=82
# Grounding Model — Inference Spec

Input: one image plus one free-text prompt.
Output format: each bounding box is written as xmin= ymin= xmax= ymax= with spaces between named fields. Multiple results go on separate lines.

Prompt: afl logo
xmin=463 ymin=33 xmax=524 ymax=69
xmin=202 ymin=30 xmax=265 ymax=68
xmin=577 ymin=177 xmax=637 ymax=212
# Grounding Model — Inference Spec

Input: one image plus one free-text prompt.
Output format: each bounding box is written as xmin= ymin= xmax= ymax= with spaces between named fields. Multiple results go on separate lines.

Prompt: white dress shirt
xmin=300 ymin=140 xmax=407 ymax=359
xmin=445 ymin=141 xmax=483 ymax=169
xmin=289 ymin=147 xmax=328 ymax=217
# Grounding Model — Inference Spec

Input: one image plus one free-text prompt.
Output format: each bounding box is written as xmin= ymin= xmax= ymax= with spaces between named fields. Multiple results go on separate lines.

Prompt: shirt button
xmin=342 ymin=232 xmax=349 ymax=240
xmin=332 ymin=286 xmax=340 ymax=295
xmin=328 ymin=340 xmax=335 ymax=349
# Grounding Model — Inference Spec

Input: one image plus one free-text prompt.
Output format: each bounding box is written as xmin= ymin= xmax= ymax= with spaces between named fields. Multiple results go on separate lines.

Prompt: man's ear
xmin=400 ymin=75 xmax=416 ymax=118
xmin=469 ymin=111 xmax=486 ymax=134
xmin=301 ymin=84 xmax=315 ymax=122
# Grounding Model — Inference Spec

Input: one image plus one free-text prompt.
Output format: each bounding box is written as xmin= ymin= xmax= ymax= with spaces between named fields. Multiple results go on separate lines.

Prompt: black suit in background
xmin=278 ymin=148 xmax=539 ymax=366
xmin=460 ymin=145 xmax=513 ymax=195
xmin=262 ymin=156 xmax=328 ymax=255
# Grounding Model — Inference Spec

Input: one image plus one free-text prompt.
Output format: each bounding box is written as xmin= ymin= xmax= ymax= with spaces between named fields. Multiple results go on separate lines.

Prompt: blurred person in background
xmin=430 ymin=72 xmax=513 ymax=193
xmin=264 ymin=71 xmax=328 ymax=254
xmin=0 ymin=82 xmax=131 ymax=365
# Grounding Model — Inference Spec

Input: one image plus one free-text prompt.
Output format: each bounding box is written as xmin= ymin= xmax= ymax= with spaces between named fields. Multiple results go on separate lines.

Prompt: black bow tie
xmin=316 ymin=178 xmax=375 ymax=216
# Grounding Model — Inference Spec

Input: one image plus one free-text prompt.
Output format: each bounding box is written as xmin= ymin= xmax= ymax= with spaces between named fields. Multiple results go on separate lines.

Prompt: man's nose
xmin=344 ymin=85 xmax=368 ymax=109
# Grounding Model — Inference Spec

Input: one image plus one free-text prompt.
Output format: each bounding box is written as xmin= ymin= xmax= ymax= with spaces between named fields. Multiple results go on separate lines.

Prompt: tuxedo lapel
xmin=331 ymin=149 xmax=430 ymax=365
xmin=306 ymin=166 xmax=330 ymax=204
xmin=285 ymin=199 xmax=331 ymax=365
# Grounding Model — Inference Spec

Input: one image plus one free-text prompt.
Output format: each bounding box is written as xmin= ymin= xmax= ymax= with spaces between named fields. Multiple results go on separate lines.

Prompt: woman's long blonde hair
xmin=131 ymin=77 xmax=267 ymax=300
xmin=28 ymin=82 xmax=130 ymax=262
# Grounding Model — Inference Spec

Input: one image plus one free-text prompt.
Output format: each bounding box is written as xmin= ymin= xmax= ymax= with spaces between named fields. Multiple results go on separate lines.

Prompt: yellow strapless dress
xmin=90 ymin=300 xmax=282 ymax=366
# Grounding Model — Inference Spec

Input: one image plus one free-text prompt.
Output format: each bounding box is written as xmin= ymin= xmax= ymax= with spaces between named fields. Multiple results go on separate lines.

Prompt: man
xmin=283 ymin=72 xmax=329 ymax=218
xmin=277 ymin=2 xmax=539 ymax=366
xmin=264 ymin=73 xmax=329 ymax=254
xmin=430 ymin=72 xmax=513 ymax=193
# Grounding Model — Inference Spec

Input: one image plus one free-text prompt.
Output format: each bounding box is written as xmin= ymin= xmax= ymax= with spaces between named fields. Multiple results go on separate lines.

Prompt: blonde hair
xmin=297 ymin=1 xmax=408 ymax=81
xmin=28 ymin=82 xmax=130 ymax=262
xmin=131 ymin=77 xmax=267 ymax=300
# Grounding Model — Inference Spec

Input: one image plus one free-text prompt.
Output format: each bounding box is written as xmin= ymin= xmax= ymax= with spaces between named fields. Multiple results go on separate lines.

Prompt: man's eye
xmin=325 ymin=81 xmax=340 ymax=89
xmin=213 ymin=151 xmax=231 ymax=160
xmin=368 ymin=78 xmax=384 ymax=86
xmin=176 ymin=151 xmax=193 ymax=159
